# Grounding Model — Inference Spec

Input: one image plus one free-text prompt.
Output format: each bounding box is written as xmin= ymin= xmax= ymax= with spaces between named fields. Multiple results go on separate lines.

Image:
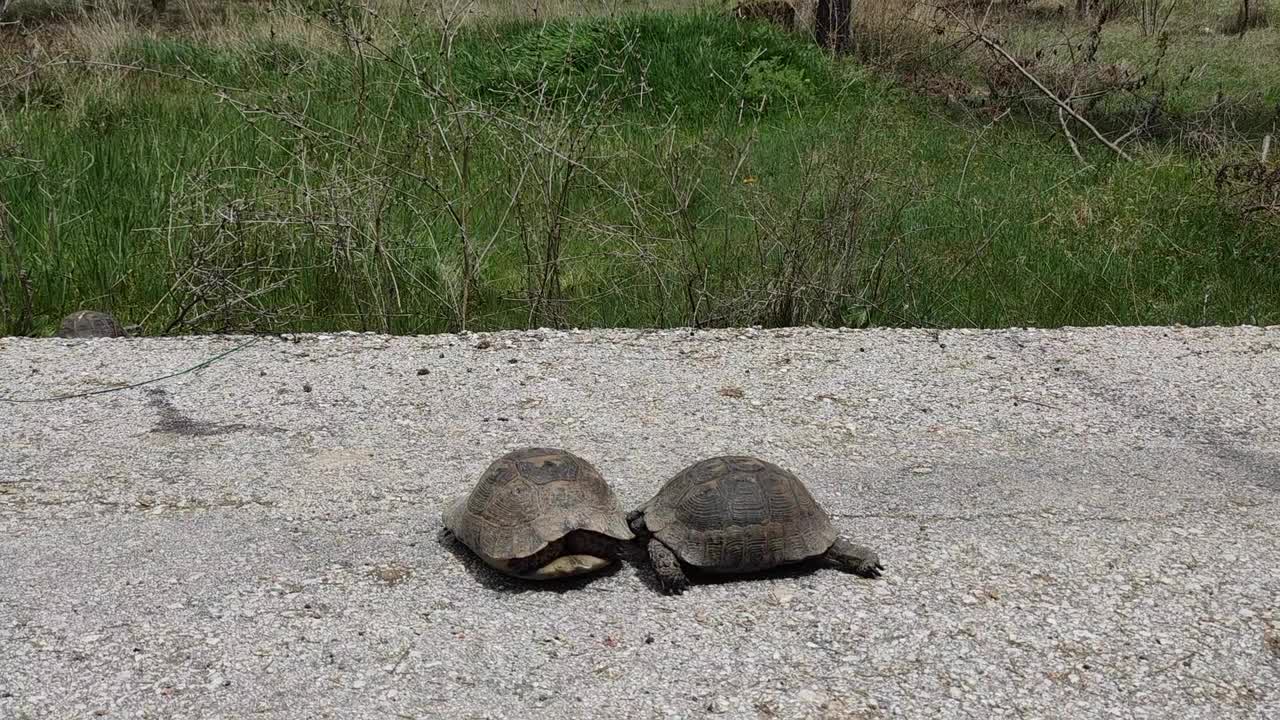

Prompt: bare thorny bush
xmin=916 ymin=3 xmax=1185 ymax=162
xmin=158 ymin=174 xmax=302 ymax=335
xmin=143 ymin=0 xmax=636 ymax=333
xmin=493 ymin=73 xmax=626 ymax=330
xmin=1216 ymin=136 xmax=1280 ymax=225
xmin=864 ymin=2 xmax=1276 ymax=158
xmin=855 ymin=0 xmax=1278 ymax=240
xmin=104 ymin=0 xmax=911 ymax=333
xmin=716 ymin=147 xmax=905 ymax=328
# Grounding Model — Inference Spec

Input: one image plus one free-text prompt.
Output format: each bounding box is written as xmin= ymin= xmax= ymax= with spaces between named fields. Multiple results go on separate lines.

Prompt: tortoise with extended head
xmin=57 ymin=311 xmax=127 ymax=339
xmin=442 ymin=447 xmax=635 ymax=580
xmin=628 ymin=455 xmax=883 ymax=594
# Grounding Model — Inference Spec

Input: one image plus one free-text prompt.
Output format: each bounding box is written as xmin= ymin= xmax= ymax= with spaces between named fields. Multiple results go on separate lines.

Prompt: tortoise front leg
xmin=647 ymin=539 xmax=689 ymax=595
xmin=824 ymin=537 xmax=883 ymax=578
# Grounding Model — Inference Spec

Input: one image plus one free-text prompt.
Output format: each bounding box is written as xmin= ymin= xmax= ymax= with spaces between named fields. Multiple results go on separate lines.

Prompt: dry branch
xmin=968 ymin=29 xmax=1133 ymax=161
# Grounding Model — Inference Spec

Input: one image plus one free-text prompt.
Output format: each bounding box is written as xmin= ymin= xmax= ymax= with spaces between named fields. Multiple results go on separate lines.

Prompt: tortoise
xmin=57 ymin=311 xmax=127 ymax=339
xmin=442 ymin=447 xmax=635 ymax=580
xmin=627 ymin=455 xmax=883 ymax=594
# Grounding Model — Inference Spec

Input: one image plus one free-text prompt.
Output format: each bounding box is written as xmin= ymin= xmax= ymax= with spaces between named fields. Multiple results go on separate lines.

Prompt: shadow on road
xmin=624 ymin=548 xmax=875 ymax=595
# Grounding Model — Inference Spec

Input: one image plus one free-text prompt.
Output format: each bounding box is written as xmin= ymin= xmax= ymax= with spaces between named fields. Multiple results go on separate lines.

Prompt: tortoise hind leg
xmin=647 ymin=539 xmax=688 ymax=595
xmin=823 ymin=537 xmax=884 ymax=579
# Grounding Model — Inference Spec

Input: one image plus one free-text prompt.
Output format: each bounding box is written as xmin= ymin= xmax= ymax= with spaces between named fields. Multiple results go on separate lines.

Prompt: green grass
xmin=1 ymin=5 xmax=1277 ymax=335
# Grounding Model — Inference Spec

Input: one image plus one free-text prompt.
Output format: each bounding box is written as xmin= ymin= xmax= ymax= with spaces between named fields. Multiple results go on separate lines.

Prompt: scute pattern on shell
xmin=641 ymin=456 xmax=837 ymax=570
xmin=57 ymin=311 xmax=126 ymax=339
xmin=443 ymin=447 xmax=634 ymax=561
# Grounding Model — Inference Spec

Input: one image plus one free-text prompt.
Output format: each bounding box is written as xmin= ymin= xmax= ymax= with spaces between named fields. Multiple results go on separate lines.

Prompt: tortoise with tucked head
xmin=57 ymin=311 xmax=127 ymax=339
xmin=442 ymin=447 xmax=635 ymax=580
xmin=628 ymin=455 xmax=883 ymax=594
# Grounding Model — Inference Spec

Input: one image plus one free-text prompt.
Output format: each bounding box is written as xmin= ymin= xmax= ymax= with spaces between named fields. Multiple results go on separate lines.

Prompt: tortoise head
xmin=625 ymin=509 xmax=649 ymax=536
xmin=440 ymin=493 xmax=468 ymax=529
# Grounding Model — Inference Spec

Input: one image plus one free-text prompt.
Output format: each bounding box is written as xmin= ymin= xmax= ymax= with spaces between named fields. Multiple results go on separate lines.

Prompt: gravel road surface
xmin=2 ymin=326 xmax=1278 ymax=719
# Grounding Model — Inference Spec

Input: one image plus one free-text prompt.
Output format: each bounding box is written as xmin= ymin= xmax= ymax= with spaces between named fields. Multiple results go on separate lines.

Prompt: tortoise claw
xmin=856 ymin=560 xmax=885 ymax=579
xmin=659 ymin=574 xmax=688 ymax=595
xmin=826 ymin=538 xmax=883 ymax=579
